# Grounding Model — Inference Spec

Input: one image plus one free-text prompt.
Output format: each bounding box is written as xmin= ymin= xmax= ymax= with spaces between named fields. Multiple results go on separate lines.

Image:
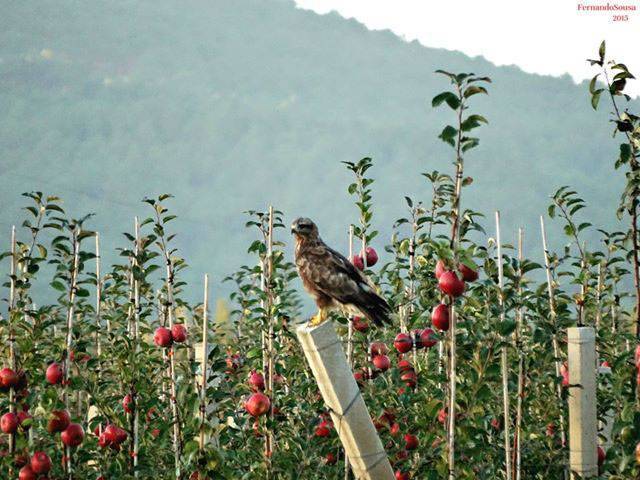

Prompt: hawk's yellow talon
xmin=308 ymin=308 xmax=328 ymax=327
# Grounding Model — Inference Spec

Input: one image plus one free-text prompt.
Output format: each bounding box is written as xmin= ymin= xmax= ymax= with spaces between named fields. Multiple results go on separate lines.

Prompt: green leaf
xmin=463 ymin=86 xmax=488 ymax=98
xmin=591 ymin=90 xmax=603 ymax=110
xmin=498 ymin=320 xmax=517 ymax=336
xmin=589 ymin=74 xmax=599 ymax=94
xmin=461 ymin=114 xmax=488 ymax=132
xmin=51 ymin=281 xmax=66 ymax=292
xmin=438 ymin=126 xmax=457 ymax=147
xmin=432 ymin=92 xmax=460 ymax=110
xmin=599 ymin=40 xmax=606 ymax=63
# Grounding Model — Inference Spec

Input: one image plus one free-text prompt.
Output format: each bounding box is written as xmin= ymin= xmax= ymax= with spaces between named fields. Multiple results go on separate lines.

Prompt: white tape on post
xmin=567 ymin=327 xmax=597 ymax=479
xmin=296 ymin=321 xmax=394 ymax=480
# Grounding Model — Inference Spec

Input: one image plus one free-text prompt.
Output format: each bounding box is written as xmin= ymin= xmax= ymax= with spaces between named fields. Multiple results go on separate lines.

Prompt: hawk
xmin=291 ymin=217 xmax=392 ymax=327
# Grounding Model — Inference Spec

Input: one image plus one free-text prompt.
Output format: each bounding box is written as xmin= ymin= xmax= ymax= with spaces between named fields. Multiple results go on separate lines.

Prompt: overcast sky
xmin=295 ymin=0 xmax=640 ymax=97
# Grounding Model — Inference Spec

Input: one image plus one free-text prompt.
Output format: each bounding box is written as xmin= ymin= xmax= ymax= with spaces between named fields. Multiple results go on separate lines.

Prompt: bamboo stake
xmin=164 ymin=252 xmax=181 ymax=479
xmin=199 ymin=274 xmax=209 ymax=450
xmin=447 ymin=147 xmax=464 ymax=480
xmin=8 ymin=226 xmax=16 ymax=455
xmin=132 ymin=218 xmax=140 ymax=477
xmin=495 ymin=212 xmax=512 ymax=480
xmin=95 ymin=233 xmax=102 ymax=358
xmin=514 ymin=228 xmax=524 ymax=480
xmin=266 ymin=206 xmax=275 ymax=463
xmin=595 ymin=263 xmax=603 ymax=331
xmin=345 ymin=225 xmax=354 ymax=480
xmin=408 ymin=219 xmax=418 ymax=369
xmin=540 ymin=215 xmax=568 ymax=479
xmin=64 ymin=228 xmax=80 ymax=479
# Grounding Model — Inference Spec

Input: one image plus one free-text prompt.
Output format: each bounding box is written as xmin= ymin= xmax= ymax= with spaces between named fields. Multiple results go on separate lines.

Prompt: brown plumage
xmin=291 ymin=217 xmax=392 ymax=326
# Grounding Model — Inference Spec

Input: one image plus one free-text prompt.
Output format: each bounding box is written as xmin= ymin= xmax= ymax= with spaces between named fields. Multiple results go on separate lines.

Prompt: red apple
xmin=154 ymin=327 xmax=173 ymax=347
xmin=597 ymin=446 xmax=605 ymax=466
xmin=14 ymin=452 xmax=29 ymax=467
xmin=45 ymin=363 xmax=63 ymax=385
xmin=364 ymin=247 xmax=378 ymax=267
xmin=401 ymin=370 xmax=417 ymax=388
xmin=61 ymin=423 xmax=84 ymax=447
xmin=47 ymin=410 xmax=70 ymax=434
xmin=0 ymin=368 xmax=19 ymax=389
xmin=98 ymin=432 xmax=109 ymax=448
xmin=560 ymin=363 xmax=569 ymax=387
xmin=372 ymin=355 xmax=390 ymax=372
xmin=30 ymin=451 xmax=52 ymax=474
xmin=171 ymin=324 xmax=187 ymax=343
xmin=491 ymin=418 xmax=501 ymax=430
xmin=352 ymin=255 xmax=364 ymax=271
xmin=370 ymin=342 xmax=388 ymax=356
xmin=435 ymin=260 xmax=447 ymax=279
xmin=245 ymin=392 xmax=271 ymax=417
xmin=419 ymin=328 xmax=437 ymax=348
xmin=248 ymin=371 xmax=265 ymax=391
xmin=395 ymin=471 xmax=410 ymax=480
xmin=225 ymin=353 xmax=242 ymax=372
xmin=393 ymin=333 xmax=413 ymax=353
xmin=354 ymin=371 xmax=365 ymax=383
xmin=431 ymin=304 xmax=450 ymax=331
xmin=325 ymin=452 xmax=336 ymax=465
xmin=122 ymin=394 xmax=133 ymax=413
xmin=314 ymin=420 xmax=331 ymax=437
xmin=398 ymin=359 xmax=413 ymax=372
xmin=1 ymin=413 xmax=19 ymax=434
xmin=352 ymin=316 xmax=369 ymax=333
xmin=103 ymin=424 xmax=127 ymax=445
xmin=404 ymin=433 xmax=418 ymax=450
xmin=438 ymin=271 xmax=465 ymax=297
xmin=396 ymin=449 xmax=409 ymax=461
xmin=459 ymin=263 xmax=479 ymax=282
xmin=17 ymin=411 xmax=32 ymax=430
xmin=18 ymin=465 xmax=36 ymax=480
xmin=390 ymin=422 xmax=400 ymax=436
xmin=546 ymin=423 xmax=555 ymax=437
xmin=437 ymin=408 xmax=447 ymax=425
xmin=601 ymin=361 xmax=611 ymax=369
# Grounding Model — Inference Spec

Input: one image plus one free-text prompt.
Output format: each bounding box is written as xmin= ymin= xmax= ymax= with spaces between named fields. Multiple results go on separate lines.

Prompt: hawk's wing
xmin=301 ymin=241 xmax=391 ymax=326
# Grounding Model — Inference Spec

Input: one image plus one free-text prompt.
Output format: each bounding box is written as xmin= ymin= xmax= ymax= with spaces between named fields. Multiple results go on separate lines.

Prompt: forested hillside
xmin=1 ymin=0 xmax=637 ymax=301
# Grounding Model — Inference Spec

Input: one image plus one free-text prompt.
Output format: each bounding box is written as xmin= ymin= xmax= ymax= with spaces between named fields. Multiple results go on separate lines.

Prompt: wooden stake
xmin=199 ymin=274 xmax=209 ymax=451
xmin=567 ymin=327 xmax=597 ymax=478
xmin=345 ymin=225 xmax=354 ymax=480
xmin=133 ymin=218 xmax=140 ymax=477
xmin=64 ymin=228 xmax=80 ymax=479
xmin=95 ymin=233 xmax=102 ymax=358
xmin=8 ymin=226 xmax=16 ymax=455
xmin=297 ymin=322 xmax=394 ymax=480
xmin=540 ymin=215 xmax=568 ymax=479
xmin=163 ymin=250 xmax=181 ymax=479
xmin=495 ymin=212 xmax=512 ymax=480
xmin=514 ymin=228 xmax=524 ymax=480
xmin=266 ymin=206 xmax=275 ymax=461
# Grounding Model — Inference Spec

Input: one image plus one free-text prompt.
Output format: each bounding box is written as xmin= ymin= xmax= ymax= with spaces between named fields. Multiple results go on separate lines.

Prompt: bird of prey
xmin=291 ymin=217 xmax=392 ymax=327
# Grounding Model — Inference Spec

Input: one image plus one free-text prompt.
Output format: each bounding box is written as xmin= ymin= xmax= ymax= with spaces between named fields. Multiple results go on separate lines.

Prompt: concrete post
xmin=296 ymin=321 xmax=394 ymax=480
xmin=567 ymin=327 xmax=597 ymax=478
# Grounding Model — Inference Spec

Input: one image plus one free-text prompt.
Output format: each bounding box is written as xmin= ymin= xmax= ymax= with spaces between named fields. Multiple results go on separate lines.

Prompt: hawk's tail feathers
xmin=360 ymin=292 xmax=392 ymax=327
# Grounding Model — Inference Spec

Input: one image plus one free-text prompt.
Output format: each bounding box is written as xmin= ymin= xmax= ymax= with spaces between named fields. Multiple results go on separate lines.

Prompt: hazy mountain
xmin=1 ymin=0 xmax=637 ymax=304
